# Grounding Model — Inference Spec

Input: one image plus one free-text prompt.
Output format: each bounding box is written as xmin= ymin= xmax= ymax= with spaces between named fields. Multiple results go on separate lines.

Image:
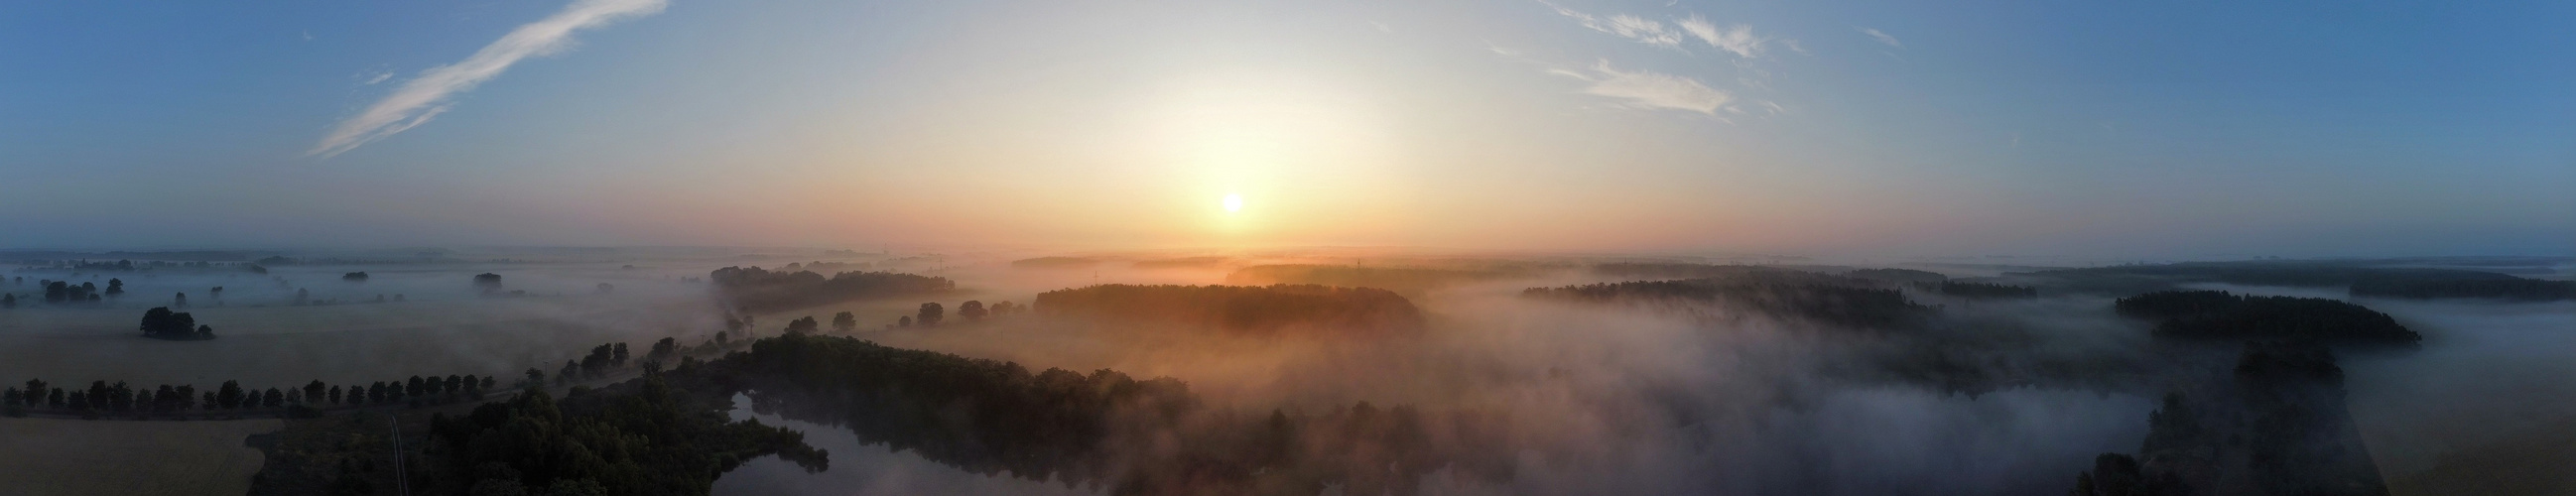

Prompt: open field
xmin=0 ymin=417 xmax=282 ymax=496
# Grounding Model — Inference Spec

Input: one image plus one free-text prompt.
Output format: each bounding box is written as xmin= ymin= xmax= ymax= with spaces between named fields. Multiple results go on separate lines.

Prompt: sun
xmin=1223 ymin=193 xmax=1243 ymax=212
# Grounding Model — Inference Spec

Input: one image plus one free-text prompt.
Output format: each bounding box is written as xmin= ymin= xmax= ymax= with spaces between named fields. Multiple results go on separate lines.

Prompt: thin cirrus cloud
xmin=1553 ymin=61 xmax=1732 ymax=115
xmin=1677 ymin=16 xmax=1768 ymax=59
xmin=1543 ymin=1 xmax=1777 ymax=59
xmin=308 ymin=0 xmax=668 ymax=159
xmin=1861 ymin=27 xmax=1903 ymax=48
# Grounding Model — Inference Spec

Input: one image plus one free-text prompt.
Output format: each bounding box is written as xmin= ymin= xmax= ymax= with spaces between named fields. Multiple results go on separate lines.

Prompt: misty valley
xmin=0 ymin=249 xmax=2568 ymax=496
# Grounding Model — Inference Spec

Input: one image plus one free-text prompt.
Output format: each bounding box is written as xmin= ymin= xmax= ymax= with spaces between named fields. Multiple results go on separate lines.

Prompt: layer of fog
xmin=0 ymin=260 xmax=732 ymax=388
xmin=735 ymin=266 xmax=2170 ymax=495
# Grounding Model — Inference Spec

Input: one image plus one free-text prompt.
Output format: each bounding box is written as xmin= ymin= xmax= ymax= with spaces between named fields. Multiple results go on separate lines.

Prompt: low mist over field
xmin=3 ymin=248 xmax=2570 ymax=495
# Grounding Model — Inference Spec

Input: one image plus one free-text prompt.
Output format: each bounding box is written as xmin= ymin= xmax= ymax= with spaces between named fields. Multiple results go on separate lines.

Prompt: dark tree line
xmin=2033 ymin=262 xmax=2519 ymax=288
xmin=1030 ymin=284 xmax=1425 ymax=335
xmin=2115 ymin=291 xmax=2419 ymax=345
xmin=1849 ymin=267 xmax=1949 ymax=284
xmin=2073 ymin=341 xmax=2388 ymax=496
xmin=1224 ymin=264 xmax=1532 ymax=294
xmin=2349 ymin=278 xmax=2572 ymax=301
xmin=1525 ymin=278 xmax=1935 ymax=329
xmin=700 ymin=332 xmax=1513 ymax=496
xmin=41 ymin=280 xmax=102 ymax=304
xmin=708 ymin=266 xmax=955 ymax=312
xmin=138 ymin=307 xmax=215 ymax=340
xmin=423 ymin=379 xmax=826 ymax=496
xmin=1932 ymin=281 xmax=2038 ymax=299
xmin=5 ymin=374 xmax=494 ymax=419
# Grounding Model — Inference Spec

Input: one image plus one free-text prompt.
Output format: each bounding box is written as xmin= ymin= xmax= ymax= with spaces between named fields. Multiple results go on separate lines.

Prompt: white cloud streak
xmin=1677 ymin=16 xmax=1768 ymax=59
xmin=309 ymin=0 xmax=668 ymax=159
xmin=1861 ymin=27 xmax=1903 ymax=49
xmin=1544 ymin=2 xmax=1784 ymax=59
xmin=1561 ymin=61 xmax=1732 ymax=115
xmin=1544 ymin=1 xmax=1683 ymax=49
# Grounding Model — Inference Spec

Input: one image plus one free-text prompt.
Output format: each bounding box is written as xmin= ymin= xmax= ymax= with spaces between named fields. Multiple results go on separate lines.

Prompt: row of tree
xmin=4 ymin=375 xmax=497 ymax=418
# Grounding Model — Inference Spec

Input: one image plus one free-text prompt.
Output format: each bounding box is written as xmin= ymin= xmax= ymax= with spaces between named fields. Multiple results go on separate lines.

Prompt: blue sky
xmin=2 ymin=0 xmax=2569 ymax=257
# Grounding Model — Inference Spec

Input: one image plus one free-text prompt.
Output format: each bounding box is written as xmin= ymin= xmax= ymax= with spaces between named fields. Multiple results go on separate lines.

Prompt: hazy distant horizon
xmin=6 ymin=1 xmax=2570 ymax=257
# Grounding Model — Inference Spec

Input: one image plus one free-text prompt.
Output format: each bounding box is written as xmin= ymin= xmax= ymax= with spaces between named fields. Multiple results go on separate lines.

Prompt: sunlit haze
xmin=5 ymin=0 xmax=2568 ymax=258
xmin=2 ymin=3 xmax=2574 ymax=495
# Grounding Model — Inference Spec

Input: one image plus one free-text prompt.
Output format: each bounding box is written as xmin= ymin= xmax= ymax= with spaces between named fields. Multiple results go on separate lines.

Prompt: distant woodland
xmin=2074 ymin=341 xmax=2387 ymax=496
xmin=1032 ymin=284 xmax=1425 ymax=335
xmin=2116 ymin=291 xmax=2419 ymax=345
xmin=1224 ymin=264 xmax=1531 ymax=294
xmin=1524 ymin=276 xmax=1934 ymax=329
xmin=2350 ymin=278 xmax=2573 ymax=301
xmin=1932 ymin=281 xmax=2039 ymax=299
xmin=708 ymin=266 xmax=955 ymax=312
xmin=705 ymin=333 xmax=1513 ymax=496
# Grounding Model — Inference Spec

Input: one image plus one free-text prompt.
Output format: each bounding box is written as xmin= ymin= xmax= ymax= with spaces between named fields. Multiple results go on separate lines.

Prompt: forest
xmin=1030 ymin=284 xmax=1425 ymax=335
xmin=707 ymin=266 xmax=955 ymax=312
xmin=1522 ymin=276 xmax=1934 ymax=329
xmin=2349 ymin=278 xmax=2573 ymax=301
xmin=1223 ymin=264 xmax=1532 ymax=294
xmin=2115 ymin=291 xmax=2420 ymax=345
xmin=700 ymin=332 xmax=1514 ymax=496
xmin=1932 ymin=281 xmax=2039 ymax=299
xmin=2072 ymin=341 xmax=2386 ymax=496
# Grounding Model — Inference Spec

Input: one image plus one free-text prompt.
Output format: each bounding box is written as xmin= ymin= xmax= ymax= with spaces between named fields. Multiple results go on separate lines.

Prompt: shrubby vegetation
xmin=708 ymin=266 xmax=954 ymax=312
xmin=2115 ymin=291 xmax=2419 ymax=345
xmin=2349 ymin=278 xmax=2573 ymax=301
xmin=1031 ymin=284 xmax=1425 ymax=335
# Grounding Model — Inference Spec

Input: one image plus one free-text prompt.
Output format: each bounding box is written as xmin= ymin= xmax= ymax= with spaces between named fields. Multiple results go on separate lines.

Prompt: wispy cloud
xmin=1543 ymin=1 xmax=1683 ymax=49
xmin=1559 ymin=61 xmax=1731 ymax=114
xmin=309 ymin=0 xmax=667 ymax=159
xmin=1545 ymin=2 xmax=1786 ymax=59
xmin=1677 ymin=16 xmax=1768 ymax=59
xmin=1861 ymin=27 xmax=1903 ymax=49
